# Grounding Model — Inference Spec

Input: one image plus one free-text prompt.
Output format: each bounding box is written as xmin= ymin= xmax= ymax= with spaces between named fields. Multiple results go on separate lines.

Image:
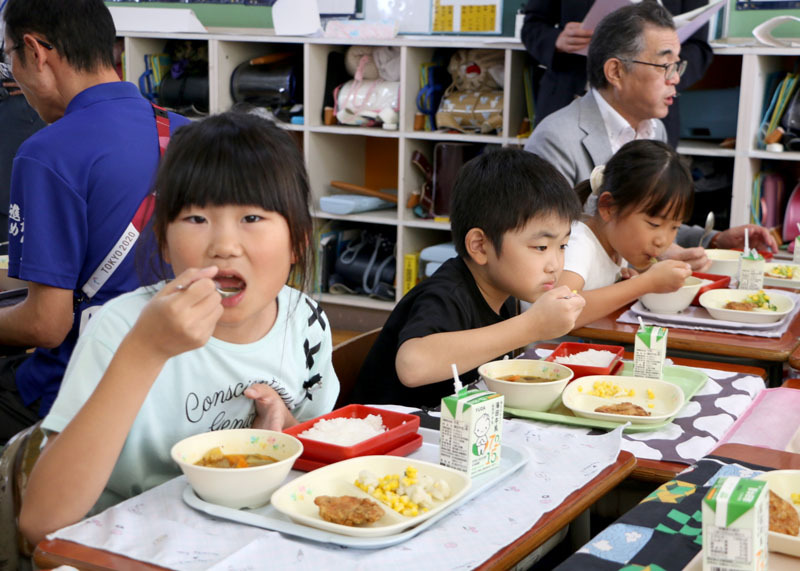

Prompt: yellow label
xmin=433 ymin=1 xmax=454 ymax=32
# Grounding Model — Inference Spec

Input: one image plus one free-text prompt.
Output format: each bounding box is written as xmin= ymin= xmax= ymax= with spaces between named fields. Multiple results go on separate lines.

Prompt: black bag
xmin=331 ymin=231 xmax=395 ymax=300
xmin=782 ymin=87 xmax=800 ymax=150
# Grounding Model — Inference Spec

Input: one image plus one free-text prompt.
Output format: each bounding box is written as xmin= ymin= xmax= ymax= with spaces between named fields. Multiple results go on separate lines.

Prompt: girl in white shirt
xmin=557 ymin=140 xmax=693 ymax=327
xmin=20 ymin=111 xmax=339 ymax=544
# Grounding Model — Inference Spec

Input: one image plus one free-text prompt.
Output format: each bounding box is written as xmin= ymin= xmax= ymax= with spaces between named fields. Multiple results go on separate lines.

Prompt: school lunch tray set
xmin=182 ymin=427 xmax=528 ymax=549
xmin=503 ymin=361 xmax=707 ymax=433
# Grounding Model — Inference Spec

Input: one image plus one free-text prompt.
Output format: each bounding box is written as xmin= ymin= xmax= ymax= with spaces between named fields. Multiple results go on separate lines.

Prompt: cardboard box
xmin=439 ymin=387 xmax=503 ymax=477
xmin=702 ymin=476 xmax=768 ymax=571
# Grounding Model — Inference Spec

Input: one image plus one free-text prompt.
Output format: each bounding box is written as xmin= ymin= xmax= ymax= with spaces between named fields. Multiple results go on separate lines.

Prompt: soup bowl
xmin=171 ymin=428 xmax=303 ymax=509
xmin=705 ymin=249 xmax=740 ymax=277
xmin=478 ymin=359 xmax=573 ymax=411
xmin=639 ymin=276 xmax=703 ymax=314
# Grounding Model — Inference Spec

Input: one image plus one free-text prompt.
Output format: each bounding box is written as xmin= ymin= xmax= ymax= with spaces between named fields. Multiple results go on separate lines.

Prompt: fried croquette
xmin=769 ymin=490 xmax=800 ymax=536
xmin=314 ymin=495 xmax=384 ymax=526
xmin=594 ymin=402 xmax=651 ymax=416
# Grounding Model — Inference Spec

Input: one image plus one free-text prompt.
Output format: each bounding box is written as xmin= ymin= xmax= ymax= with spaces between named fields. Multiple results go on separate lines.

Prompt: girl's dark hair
xmin=451 ymin=148 xmax=582 ymax=258
xmin=575 ymin=140 xmax=694 ymax=222
xmin=148 ymin=111 xmax=313 ymax=290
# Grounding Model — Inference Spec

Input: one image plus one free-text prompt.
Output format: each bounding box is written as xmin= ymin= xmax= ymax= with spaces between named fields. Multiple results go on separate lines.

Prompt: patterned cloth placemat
xmin=555 ymin=455 xmax=770 ymax=570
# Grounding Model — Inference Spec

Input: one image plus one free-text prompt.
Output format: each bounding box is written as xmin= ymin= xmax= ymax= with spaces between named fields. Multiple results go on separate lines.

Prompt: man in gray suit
xmin=525 ymin=2 xmax=776 ymax=268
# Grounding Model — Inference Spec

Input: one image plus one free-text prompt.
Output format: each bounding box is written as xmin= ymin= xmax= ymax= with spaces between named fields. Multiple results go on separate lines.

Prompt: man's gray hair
xmin=587 ymin=1 xmax=675 ymax=90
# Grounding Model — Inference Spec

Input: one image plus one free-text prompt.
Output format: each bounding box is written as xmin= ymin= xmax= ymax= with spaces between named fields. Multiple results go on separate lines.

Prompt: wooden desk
xmin=570 ymin=305 xmax=800 ymax=386
xmin=713 ymin=442 xmax=800 ymax=470
xmin=34 ymin=452 xmax=636 ymax=571
xmin=531 ymin=343 xmax=766 ymax=484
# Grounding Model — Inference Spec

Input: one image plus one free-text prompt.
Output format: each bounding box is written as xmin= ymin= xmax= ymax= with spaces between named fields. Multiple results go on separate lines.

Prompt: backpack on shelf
xmin=435 ymin=49 xmax=504 ymax=134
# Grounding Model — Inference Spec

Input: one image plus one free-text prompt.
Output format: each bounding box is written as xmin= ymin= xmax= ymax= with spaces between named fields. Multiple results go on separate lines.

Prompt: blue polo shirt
xmin=8 ymin=81 xmax=189 ymax=415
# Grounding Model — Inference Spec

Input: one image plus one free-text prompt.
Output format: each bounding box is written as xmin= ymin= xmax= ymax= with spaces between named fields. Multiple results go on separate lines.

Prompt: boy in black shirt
xmin=352 ymin=149 xmax=585 ymax=408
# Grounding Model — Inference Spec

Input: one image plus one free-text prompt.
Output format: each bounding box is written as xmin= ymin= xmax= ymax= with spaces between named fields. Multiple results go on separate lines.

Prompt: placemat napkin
xmin=715 ymin=388 xmax=800 ymax=450
xmin=557 ymin=455 xmax=771 ymax=571
xmin=50 ymin=417 xmax=624 ymax=571
xmin=617 ymin=289 xmax=800 ymax=338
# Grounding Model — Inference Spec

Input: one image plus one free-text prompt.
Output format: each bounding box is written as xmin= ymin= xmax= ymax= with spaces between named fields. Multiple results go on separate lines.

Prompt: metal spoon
xmin=698 ymin=211 xmax=715 ymax=247
xmin=215 ymin=283 xmax=241 ymax=298
xmin=174 ymin=281 xmax=241 ymax=298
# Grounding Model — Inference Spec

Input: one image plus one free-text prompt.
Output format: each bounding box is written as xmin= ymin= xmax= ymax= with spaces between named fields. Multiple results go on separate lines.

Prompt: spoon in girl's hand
xmin=214 ymin=282 xmax=241 ymax=298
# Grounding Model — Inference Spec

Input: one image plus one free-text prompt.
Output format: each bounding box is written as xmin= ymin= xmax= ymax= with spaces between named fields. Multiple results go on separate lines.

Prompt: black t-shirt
xmin=351 ymin=256 xmax=517 ymax=409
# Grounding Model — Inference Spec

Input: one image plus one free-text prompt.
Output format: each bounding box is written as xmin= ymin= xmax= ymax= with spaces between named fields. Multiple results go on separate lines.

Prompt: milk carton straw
xmin=451 ymin=363 xmax=463 ymax=393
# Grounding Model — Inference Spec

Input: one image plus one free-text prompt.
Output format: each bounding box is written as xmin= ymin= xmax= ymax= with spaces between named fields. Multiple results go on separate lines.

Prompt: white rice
xmin=298 ymin=414 xmax=387 ymax=446
xmin=554 ymin=349 xmax=616 ymax=367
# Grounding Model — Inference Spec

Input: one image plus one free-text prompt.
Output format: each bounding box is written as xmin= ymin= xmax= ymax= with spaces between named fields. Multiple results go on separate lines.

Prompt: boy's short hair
xmin=450 ymin=148 xmax=582 ymax=258
xmin=3 ymin=0 xmax=116 ymax=72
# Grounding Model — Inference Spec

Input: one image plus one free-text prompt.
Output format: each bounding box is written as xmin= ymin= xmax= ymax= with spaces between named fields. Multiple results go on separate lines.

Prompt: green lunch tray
xmin=503 ymin=362 xmax=708 ymax=433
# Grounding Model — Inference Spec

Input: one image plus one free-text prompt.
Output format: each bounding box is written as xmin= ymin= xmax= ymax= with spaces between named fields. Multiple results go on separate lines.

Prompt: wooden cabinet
xmin=119 ymin=30 xmax=799 ymax=312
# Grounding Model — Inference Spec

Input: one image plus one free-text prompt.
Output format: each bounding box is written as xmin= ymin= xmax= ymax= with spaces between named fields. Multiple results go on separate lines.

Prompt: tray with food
xmin=182 ymin=427 xmax=528 ymax=548
xmin=503 ymin=362 xmax=707 ymax=432
xmin=763 ymin=263 xmax=800 ymax=289
xmin=698 ymin=289 xmax=795 ymax=324
xmin=754 ymin=470 xmax=800 ymax=557
xmin=628 ymin=289 xmax=796 ymax=330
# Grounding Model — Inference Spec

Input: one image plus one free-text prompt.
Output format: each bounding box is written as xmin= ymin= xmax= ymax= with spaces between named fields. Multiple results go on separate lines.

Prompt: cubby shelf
xmin=119 ymin=28 xmax=795 ymax=310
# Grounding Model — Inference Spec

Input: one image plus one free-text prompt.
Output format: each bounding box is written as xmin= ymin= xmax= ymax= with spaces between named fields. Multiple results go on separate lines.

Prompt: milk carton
xmin=439 ymin=387 xmax=503 ymax=477
xmin=702 ymin=476 xmax=768 ymax=571
xmin=738 ymin=251 xmax=765 ymax=290
xmin=633 ymin=324 xmax=667 ymax=379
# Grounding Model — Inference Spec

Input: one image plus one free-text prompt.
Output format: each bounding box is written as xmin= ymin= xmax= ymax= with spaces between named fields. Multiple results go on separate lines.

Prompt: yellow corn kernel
xmin=647 ymin=389 xmax=655 ymax=400
xmin=647 ymin=403 xmax=654 ymax=409
xmin=791 ymin=493 xmax=800 ymax=505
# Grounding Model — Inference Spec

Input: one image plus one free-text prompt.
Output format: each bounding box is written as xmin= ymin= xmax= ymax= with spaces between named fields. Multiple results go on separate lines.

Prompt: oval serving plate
xmin=698 ymin=289 xmax=794 ymax=324
xmin=270 ymin=455 xmax=471 ymax=538
xmin=561 ymin=375 xmax=685 ymax=425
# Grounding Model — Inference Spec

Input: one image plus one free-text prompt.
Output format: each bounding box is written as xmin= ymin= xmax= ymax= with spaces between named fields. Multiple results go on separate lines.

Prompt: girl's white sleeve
xmin=41 ymin=306 xmax=128 ymax=434
xmin=290 ymin=301 xmax=339 ymax=421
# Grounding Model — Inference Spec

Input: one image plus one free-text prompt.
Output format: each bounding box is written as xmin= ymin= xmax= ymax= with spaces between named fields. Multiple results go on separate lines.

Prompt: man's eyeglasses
xmin=3 ymin=37 xmax=54 ymax=56
xmin=622 ymin=59 xmax=687 ymax=81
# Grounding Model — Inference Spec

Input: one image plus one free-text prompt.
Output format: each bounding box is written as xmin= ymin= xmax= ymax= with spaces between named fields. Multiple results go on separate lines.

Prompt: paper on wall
xmin=576 ymin=0 xmax=724 ymax=56
xmin=753 ymin=15 xmax=800 ymax=48
xmin=272 ymin=0 xmax=321 ymax=36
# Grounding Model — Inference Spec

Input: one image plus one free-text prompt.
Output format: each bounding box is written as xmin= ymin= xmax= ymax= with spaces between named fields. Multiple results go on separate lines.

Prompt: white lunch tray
xmin=630 ymin=299 xmax=793 ymax=330
xmin=182 ymin=427 xmax=528 ymax=549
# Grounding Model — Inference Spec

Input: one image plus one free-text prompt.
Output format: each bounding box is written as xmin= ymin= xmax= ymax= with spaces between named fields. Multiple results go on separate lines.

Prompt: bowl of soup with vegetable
xmin=171 ymin=428 xmax=303 ymax=509
xmin=478 ymin=359 xmax=573 ymax=411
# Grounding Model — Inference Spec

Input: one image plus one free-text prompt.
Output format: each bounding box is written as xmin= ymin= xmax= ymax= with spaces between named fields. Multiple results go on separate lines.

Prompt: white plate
xmin=561 ymin=375 xmax=685 ymax=425
xmin=269 ymin=455 xmax=470 ymax=537
xmin=182 ymin=427 xmax=528 ymax=548
xmin=753 ymin=470 xmax=800 ymax=557
xmin=699 ymin=289 xmax=795 ymax=324
xmin=764 ymin=263 xmax=800 ymax=289
xmin=629 ymin=300 xmax=787 ymax=330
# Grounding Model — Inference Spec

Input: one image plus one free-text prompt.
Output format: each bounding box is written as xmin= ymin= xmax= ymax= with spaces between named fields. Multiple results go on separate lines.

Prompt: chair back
xmin=332 ymin=328 xmax=381 ymax=408
xmin=0 ymin=420 xmax=44 ymax=570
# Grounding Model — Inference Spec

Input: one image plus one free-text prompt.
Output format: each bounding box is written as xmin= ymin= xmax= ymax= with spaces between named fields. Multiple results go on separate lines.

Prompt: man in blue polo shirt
xmin=0 ymin=0 xmax=189 ymax=442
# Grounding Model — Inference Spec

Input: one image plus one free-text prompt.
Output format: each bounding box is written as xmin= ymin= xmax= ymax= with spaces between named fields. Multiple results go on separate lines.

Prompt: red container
xmin=284 ymin=404 xmax=420 ymax=464
xmin=691 ymin=271 xmax=731 ymax=306
xmin=544 ymin=342 xmax=624 ymax=380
